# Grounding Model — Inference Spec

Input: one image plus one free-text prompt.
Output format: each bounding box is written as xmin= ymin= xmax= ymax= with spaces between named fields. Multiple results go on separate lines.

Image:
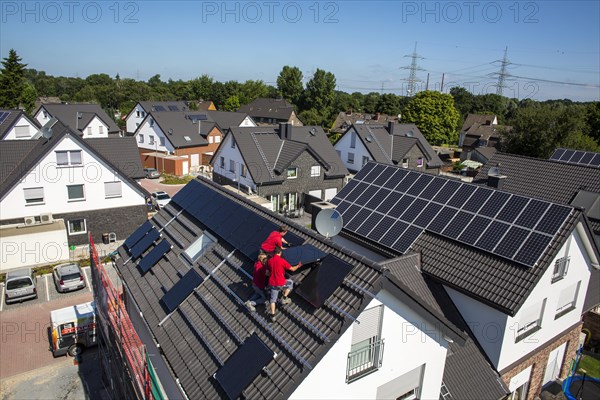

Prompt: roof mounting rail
xmin=344 ymin=280 xmax=377 ymax=298
xmin=325 ymin=301 xmax=358 ymax=323
xmin=179 ymin=308 xmax=225 ymax=366
xmin=195 ymin=291 xmax=244 ymax=345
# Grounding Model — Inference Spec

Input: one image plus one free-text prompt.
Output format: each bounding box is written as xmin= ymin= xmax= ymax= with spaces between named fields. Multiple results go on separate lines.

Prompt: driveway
xmin=139 ymin=177 xmax=187 ymax=197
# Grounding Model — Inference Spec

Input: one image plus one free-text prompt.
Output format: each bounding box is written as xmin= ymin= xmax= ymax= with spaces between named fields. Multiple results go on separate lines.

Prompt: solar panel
xmin=367 ymin=216 xmax=396 ymax=241
xmin=549 ymin=148 xmax=600 ymax=168
xmin=214 ymin=334 xmax=274 ymax=400
xmin=138 ymin=239 xmax=172 ymax=274
xmin=388 ymin=195 xmax=416 ymax=218
xmin=494 ymin=227 xmax=530 ymax=258
xmin=432 ymin=180 xmax=461 ymax=204
xmin=154 ymin=105 xmax=166 ymax=111
xmin=356 ymin=216 xmax=378 ymax=236
xmin=365 ymin=188 xmax=391 ymax=210
xmin=479 ymin=191 xmax=511 ymax=218
xmin=335 ymin=200 xmax=351 ymax=214
xmin=580 ymin=152 xmax=595 ymax=165
xmin=355 ymin=185 xmax=380 ymax=206
xmin=0 ymin=111 xmax=10 ymax=124
xmin=296 ymin=255 xmax=354 ymax=308
xmin=447 ymin=184 xmax=476 ymax=208
xmin=376 ymin=192 xmax=403 ymax=213
xmin=395 ymin=171 xmax=418 ymax=193
xmin=344 ymin=182 xmax=370 ymax=203
xmin=380 ymin=221 xmax=409 ymax=247
xmin=442 ymin=211 xmax=473 ymax=239
xmin=345 ymin=208 xmax=373 ymax=231
xmin=535 ymin=204 xmax=572 ymax=234
xmin=427 ymin=207 xmax=457 ymax=233
xmin=129 ymin=229 xmax=160 ymax=259
xmin=420 ymin=178 xmax=446 ymax=199
xmin=283 ymin=244 xmax=327 ymax=266
xmin=591 ymin=153 xmax=600 ymax=167
xmin=124 ymin=220 xmax=153 ymax=250
xmin=168 ymin=105 xmax=179 ymax=111
xmin=391 ymin=225 xmax=422 ymax=253
xmin=362 ymin=163 xmax=386 ymax=183
xmin=458 ymin=216 xmax=490 ymax=245
xmin=400 ymin=198 xmax=428 ymax=224
xmin=475 ymin=221 xmax=510 ymax=251
xmin=160 ymin=269 xmax=203 ymax=313
xmin=384 ymin=168 xmax=409 ymax=189
xmin=549 ymin=148 xmax=565 ymax=160
xmin=561 ymin=149 xmax=575 ymax=161
xmin=372 ymin=166 xmax=394 ymax=186
xmin=462 ymin=187 xmax=493 ymax=213
xmin=514 ymin=232 xmax=552 ymax=266
xmin=570 ymin=151 xmax=584 ymax=164
xmin=413 ymin=202 xmax=443 ymax=228
xmin=332 ymin=179 xmax=358 ymax=203
xmin=514 ymin=199 xmax=549 ymax=228
xmin=495 ymin=195 xmax=529 ymax=224
xmin=406 ymin=174 xmax=433 ymax=196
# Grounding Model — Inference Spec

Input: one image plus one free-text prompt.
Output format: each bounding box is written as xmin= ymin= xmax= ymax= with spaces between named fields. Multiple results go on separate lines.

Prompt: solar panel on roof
xmin=361 ymin=163 xmax=385 ymax=182
xmin=0 ymin=111 xmax=11 ymax=124
xmin=550 ymin=148 xmax=600 ymax=168
xmin=406 ymin=174 xmax=433 ymax=196
xmin=475 ymin=221 xmax=510 ymax=251
xmin=380 ymin=221 xmax=409 ymax=247
xmin=391 ymin=225 xmax=422 ymax=253
xmin=550 ymin=148 xmax=566 ymax=160
xmin=356 ymin=217 xmax=378 ymax=236
xmin=442 ymin=211 xmax=473 ymax=239
xmin=331 ymin=180 xmax=358 ymax=203
xmin=514 ymin=232 xmax=552 ymax=266
xmin=495 ymin=195 xmax=529 ymax=224
xmin=214 ymin=334 xmax=274 ymax=400
xmin=561 ymin=149 xmax=575 ymax=161
xmin=388 ymin=195 xmax=416 ymax=218
xmin=535 ymin=204 xmax=572 ymax=234
xmin=580 ymin=152 xmax=595 ymax=165
xmin=138 ymin=239 xmax=172 ymax=274
xmin=400 ymin=198 xmax=428 ymax=224
xmin=432 ymin=180 xmax=461 ymax=204
xmin=168 ymin=105 xmax=179 ymax=111
xmin=283 ymin=244 xmax=327 ymax=265
xmin=458 ymin=215 xmax=490 ymax=245
xmin=372 ymin=167 xmax=394 ymax=186
xmin=395 ymin=171 xmax=418 ymax=193
xmin=479 ymin=191 xmax=511 ymax=218
xmin=462 ymin=187 xmax=493 ymax=213
xmin=124 ymin=220 xmax=153 ymax=250
xmin=447 ymin=184 xmax=476 ymax=208
xmin=345 ymin=208 xmax=373 ymax=231
xmin=570 ymin=151 xmax=585 ymax=164
xmin=590 ymin=153 xmax=600 ymax=167
xmin=188 ymin=114 xmax=208 ymax=120
xmin=154 ymin=105 xmax=166 ymax=111
xmin=365 ymin=188 xmax=391 ymax=209
xmin=515 ymin=199 xmax=550 ymax=229
xmin=413 ymin=202 xmax=443 ymax=228
xmin=355 ymin=185 xmax=380 ymax=205
xmin=427 ymin=207 xmax=457 ymax=233
xmin=296 ymin=255 xmax=354 ymax=308
xmin=367 ymin=216 xmax=396 ymax=241
xmin=160 ymin=269 xmax=203 ymax=313
xmin=494 ymin=227 xmax=530 ymax=258
xmin=129 ymin=229 xmax=160 ymax=259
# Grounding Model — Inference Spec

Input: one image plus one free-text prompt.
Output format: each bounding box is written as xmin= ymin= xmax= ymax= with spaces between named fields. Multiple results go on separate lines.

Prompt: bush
xmin=161 ymin=173 xmax=194 ymax=184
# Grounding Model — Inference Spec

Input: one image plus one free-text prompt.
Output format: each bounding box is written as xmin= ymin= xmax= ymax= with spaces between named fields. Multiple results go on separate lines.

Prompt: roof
xmin=0 ymin=109 xmax=40 ymax=139
xmin=474 ymin=152 xmax=600 ymax=233
xmin=238 ymin=98 xmax=295 ymax=120
xmin=549 ymin=148 xmax=600 ymax=169
xmin=0 ymin=128 xmax=149 ymax=201
xmin=114 ymin=177 xmax=466 ymax=399
xmin=473 ymin=146 xmax=498 ymax=161
xmin=137 ymin=101 xmax=189 ymax=113
xmin=461 ymin=114 xmax=497 ymax=132
xmin=205 ymin=110 xmax=252 ymax=132
xmin=330 ymin=111 xmax=398 ymax=133
xmin=38 ymin=103 xmax=120 ymax=134
xmin=226 ymin=125 xmax=348 ymax=184
xmin=86 ymin=137 xmax=146 ymax=179
xmin=144 ymin=112 xmax=216 ymax=148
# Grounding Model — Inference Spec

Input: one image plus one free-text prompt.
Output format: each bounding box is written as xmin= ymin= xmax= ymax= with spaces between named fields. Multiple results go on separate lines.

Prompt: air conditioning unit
xmin=24 ymin=216 xmax=36 ymax=226
xmin=40 ymin=213 xmax=53 ymax=224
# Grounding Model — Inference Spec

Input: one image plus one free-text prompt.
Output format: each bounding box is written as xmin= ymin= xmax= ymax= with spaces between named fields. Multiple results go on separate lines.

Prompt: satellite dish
xmin=366 ymin=135 xmax=373 ymax=142
xmin=406 ymin=130 xmax=414 ymax=137
xmin=315 ymin=209 xmax=343 ymax=238
xmin=41 ymin=127 xmax=53 ymax=139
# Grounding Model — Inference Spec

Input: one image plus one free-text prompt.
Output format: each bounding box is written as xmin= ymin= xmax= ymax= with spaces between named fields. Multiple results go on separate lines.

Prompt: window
xmin=287 ymin=167 xmax=298 ymax=179
xmin=159 ymin=137 xmax=165 ymax=146
xmin=350 ymin=131 xmax=356 ymax=148
xmin=310 ymin=165 xmax=321 ymax=177
xmin=150 ymin=118 xmax=154 ymax=127
xmin=136 ymin=122 xmax=140 ymax=128
xmin=336 ymin=150 xmax=341 ymax=158
xmin=68 ymin=219 xmax=87 ymax=235
xmin=347 ymin=153 xmax=355 ymax=164
xmin=138 ymin=134 xmax=144 ymax=143
xmin=215 ymin=136 xmax=221 ymax=143
xmin=347 ymin=305 xmax=384 ymax=383
xmin=104 ymin=182 xmax=122 ymax=198
xmin=231 ymin=138 xmax=236 ymax=148
xmin=240 ymin=164 xmax=247 ymax=178
xmin=149 ymin=135 xmax=155 ymax=145
xmin=136 ymin=110 xmax=140 ymax=117
xmin=209 ymin=136 xmax=214 ymax=144
xmin=516 ymin=299 xmax=546 ymax=342
xmin=219 ymin=156 xmax=225 ymax=169
xmin=229 ymin=160 xmax=235 ymax=172
xmin=362 ymin=156 xmax=369 ymax=167
xmin=99 ymin=126 xmax=104 ymax=135
xmin=56 ymin=150 xmax=82 ymax=166
xmin=555 ymin=281 xmax=580 ymax=319
xmin=24 ymin=187 xmax=44 ymax=205
xmin=417 ymin=157 xmax=424 ymax=167
xmin=552 ymin=257 xmax=570 ymax=282
xmin=14 ymin=126 xmax=30 ymax=138
xmin=510 ymin=381 xmax=529 ymax=400
xmin=87 ymin=127 xmax=92 ymax=136
xmin=67 ymin=184 xmax=85 ymax=201
xmin=184 ymin=232 xmax=215 ymax=263
xmin=402 ymin=158 xmax=409 ymax=168
xmin=141 ymin=111 xmax=146 ymax=117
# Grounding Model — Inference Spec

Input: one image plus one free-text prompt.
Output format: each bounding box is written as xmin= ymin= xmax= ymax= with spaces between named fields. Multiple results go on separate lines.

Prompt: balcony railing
xmin=346 ymin=339 xmax=384 ymax=383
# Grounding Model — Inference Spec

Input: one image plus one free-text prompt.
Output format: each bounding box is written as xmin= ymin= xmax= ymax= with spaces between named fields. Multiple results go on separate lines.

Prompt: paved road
xmin=139 ymin=177 xmax=186 ymax=197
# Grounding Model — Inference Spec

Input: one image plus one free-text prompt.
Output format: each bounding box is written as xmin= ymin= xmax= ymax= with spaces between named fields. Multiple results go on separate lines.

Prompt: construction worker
xmin=245 ymin=253 xmax=268 ymax=312
xmin=266 ymin=247 xmax=301 ymax=322
xmin=260 ymin=225 xmax=290 ymax=256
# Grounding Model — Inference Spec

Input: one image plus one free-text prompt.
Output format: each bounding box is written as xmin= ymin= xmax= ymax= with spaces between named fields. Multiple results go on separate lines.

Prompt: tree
xmin=298 ymin=109 xmax=323 ymax=126
xmin=449 ymin=86 xmax=475 ymax=119
xmin=586 ymin=102 xmax=600 ymax=143
xmin=240 ymin=80 xmax=270 ymax=105
xmin=0 ymin=49 xmax=28 ymax=108
xmin=20 ymin=82 xmax=37 ymax=114
xmin=376 ymin=94 xmax=402 ymax=116
xmin=190 ymin=74 xmax=214 ymax=100
xmin=402 ymin=91 xmax=460 ymax=145
xmin=276 ymin=66 xmax=303 ymax=106
xmin=362 ymin=92 xmax=380 ymax=114
xmin=223 ymin=95 xmax=240 ymax=112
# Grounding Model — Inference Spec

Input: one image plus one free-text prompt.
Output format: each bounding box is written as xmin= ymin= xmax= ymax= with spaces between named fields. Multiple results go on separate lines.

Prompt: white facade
xmin=126 ymin=103 xmax=148 ymax=134
xmin=290 ymin=292 xmax=449 ymax=400
xmin=211 ymin=134 xmax=257 ymax=191
xmin=334 ymin=127 xmax=372 ymax=172
xmin=134 ymin=117 xmax=174 ymax=153
xmin=239 ymin=116 xmax=256 ymax=127
xmin=80 ymin=115 xmax=109 ymax=138
xmin=445 ymin=225 xmax=593 ymax=372
xmin=1 ymin=115 xmax=38 ymax=140
xmin=0 ymin=135 xmax=145 ymax=221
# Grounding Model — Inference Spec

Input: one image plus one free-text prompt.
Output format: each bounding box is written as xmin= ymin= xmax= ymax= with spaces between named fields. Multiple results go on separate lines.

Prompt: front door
xmin=543 ymin=342 xmax=566 ymax=385
xmin=182 ymin=161 xmax=189 ymax=175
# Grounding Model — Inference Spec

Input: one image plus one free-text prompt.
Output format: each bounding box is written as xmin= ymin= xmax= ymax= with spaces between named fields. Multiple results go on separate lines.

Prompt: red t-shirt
xmin=268 ymin=254 xmax=292 ymax=287
xmin=261 ymin=231 xmax=283 ymax=252
xmin=253 ymin=260 xmax=267 ymax=289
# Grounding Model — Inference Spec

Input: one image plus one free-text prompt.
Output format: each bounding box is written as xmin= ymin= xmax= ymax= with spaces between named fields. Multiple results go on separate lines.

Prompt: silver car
xmin=53 ymin=263 xmax=86 ymax=293
xmin=5 ymin=268 xmax=37 ymax=304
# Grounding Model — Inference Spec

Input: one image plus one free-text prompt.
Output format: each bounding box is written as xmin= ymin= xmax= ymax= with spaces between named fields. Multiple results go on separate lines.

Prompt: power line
xmin=401 ymin=42 xmax=425 ymax=97
xmin=494 ymin=47 xmax=511 ymax=96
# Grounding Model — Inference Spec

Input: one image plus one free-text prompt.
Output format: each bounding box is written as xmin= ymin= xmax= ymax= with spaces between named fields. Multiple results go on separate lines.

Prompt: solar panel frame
xmin=138 ymin=239 xmax=172 ymax=274
xmin=130 ymin=229 xmax=160 ymax=259
xmin=514 ymin=232 xmax=552 ymax=266
xmin=493 ymin=226 xmax=530 ymax=258
xmin=461 ymin=186 xmax=494 ymax=213
xmin=419 ymin=178 xmax=447 ymax=199
xmin=561 ymin=149 xmax=575 ymax=161
xmin=495 ymin=195 xmax=530 ymax=224
xmin=569 ymin=151 xmax=585 ymax=164
xmin=0 ymin=111 xmax=10 ymax=124
xmin=366 ymin=216 xmax=397 ymax=241
xmin=394 ymin=171 xmax=418 ymax=193
xmin=345 ymin=208 xmax=373 ymax=232
xmin=413 ymin=202 xmax=443 ymax=228
xmin=580 ymin=152 xmax=595 ymax=165
xmin=380 ymin=221 xmax=409 ymax=247
xmin=365 ymin=188 xmax=392 ymax=210
xmin=406 ymin=174 xmax=434 ymax=196
xmin=388 ymin=195 xmax=417 ymax=218
xmin=432 ymin=180 xmax=461 ymax=204
xmin=550 ymin=148 xmax=566 ymax=160
xmin=427 ymin=207 xmax=457 ymax=233
xmin=391 ymin=225 xmax=423 ymax=254
xmin=400 ymin=198 xmax=428 ymax=224
xmin=372 ymin=166 xmax=394 ymax=186
xmin=344 ymin=182 xmax=370 ymax=204
xmin=535 ymin=204 xmax=572 ymax=235
xmin=355 ymin=185 xmax=380 ymax=206
xmin=442 ymin=211 xmax=474 ymax=239
xmin=295 ymin=255 xmax=354 ymax=308
xmin=282 ymin=244 xmax=327 ymax=266
xmin=361 ymin=163 xmax=386 ymax=183
xmin=514 ymin=199 xmax=550 ymax=229
xmin=479 ymin=191 xmax=511 ymax=218
xmin=160 ymin=268 xmax=203 ymax=314
xmin=458 ymin=215 xmax=491 ymax=245
xmin=124 ymin=220 xmax=153 ymax=250
xmin=331 ymin=180 xmax=359 ymax=203
xmin=446 ymin=184 xmax=477 ymax=208
xmin=590 ymin=153 xmax=600 ymax=167
xmin=475 ymin=221 xmax=510 ymax=252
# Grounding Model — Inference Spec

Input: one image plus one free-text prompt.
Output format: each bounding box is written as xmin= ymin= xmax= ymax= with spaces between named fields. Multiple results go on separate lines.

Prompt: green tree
xmin=240 ymin=80 xmax=270 ymax=105
xmin=450 ymin=86 xmax=475 ymax=119
xmin=402 ymin=91 xmax=460 ymax=145
xmin=303 ymin=69 xmax=336 ymax=111
xmin=585 ymin=102 xmax=600 ymax=143
xmin=298 ymin=108 xmax=323 ymax=126
xmin=190 ymin=74 xmax=214 ymax=100
xmin=20 ymin=82 xmax=37 ymax=114
xmin=376 ymin=94 xmax=402 ymax=116
xmin=0 ymin=49 xmax=28 ymax=108
xmin=223 ymin=95 xmax=241 ymax=112
xmin=362 ymin=92 xmax=380 ymax=114
xmin=276 ymin=66 xmax=303 ymax=106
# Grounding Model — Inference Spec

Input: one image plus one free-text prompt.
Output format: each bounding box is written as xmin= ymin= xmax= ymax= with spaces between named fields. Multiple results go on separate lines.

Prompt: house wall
xmin=34 ymin=106 xmax=52 ymax=127
xmin=335 ymin=127 xmax=372 ymax=173
xmin=134 ymin=119 xmax=174 ymax=153
xmin=126 ymin=104 xmax=147 ymax=134
xmin=2 ymin=115 xmax=38 ymax=140
xmin=81 ymin=116 xmax=109 ymax=138
xmin=290 ymin=293 xmax=448 ymax=400
xmin=211 ymin=134 xmax=258 ymax=191
xmin=289 ymin=111 xmax=304 ymax=126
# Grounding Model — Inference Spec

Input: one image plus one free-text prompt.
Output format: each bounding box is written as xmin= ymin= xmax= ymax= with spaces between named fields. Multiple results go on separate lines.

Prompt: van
xmin=5 ymin=268 xmax=37 ymax=304
xmin=50 ymin=301 xmax=97 ymax=357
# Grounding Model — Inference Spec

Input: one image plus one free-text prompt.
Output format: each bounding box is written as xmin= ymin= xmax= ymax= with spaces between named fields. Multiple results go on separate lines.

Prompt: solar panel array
xmin=549 ymin=148 xmax=600 ymax=168
xmin=331 ymin=163 xmax=573 ymax=267
xmin=0 ymin=111 xmax=11 ymax=124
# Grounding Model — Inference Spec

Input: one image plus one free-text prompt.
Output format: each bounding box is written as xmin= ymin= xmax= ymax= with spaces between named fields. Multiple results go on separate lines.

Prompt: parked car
xmin=53 ymin=263 xmax=86 ymax=293
xmin=5 ymin=268 xmax=37 ymax=304
xmin=144 ymin=167 xmax=160 ymax=179
xmin=151 ymin=191 xmax=171 ymax=209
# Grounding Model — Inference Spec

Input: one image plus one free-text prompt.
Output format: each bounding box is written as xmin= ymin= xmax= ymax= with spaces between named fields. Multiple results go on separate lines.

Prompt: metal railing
xmin=346 ymin=339 xmax=385 ymax=383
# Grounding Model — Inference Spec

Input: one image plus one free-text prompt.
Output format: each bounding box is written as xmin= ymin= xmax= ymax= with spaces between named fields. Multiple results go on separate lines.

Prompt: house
xmin=459 ymin=113 xmax=511 ymax=161
xmin=335 ymin=122 xmax=443 ymax=175
xmin=330 ymin=111 xmax=398 ymax=134
xmin=125 ymin=101 xmax=190 ymax=134
xmin=195 ymin=100 xmax=217 ymax=111
xmin=102 ymin=176 xmax=507 ymax=399
xmin=34 ymin=103 xmax=121 ymax=138
xmin=331 ymin=161 xmax=599 ymax=400
xmin=0 ymin=127 xmax=149 ymax=271
xmin=0 ymin=109 xmax=40 ymax=140
xmin=238 ymin=98 xmax=303 ymax=126
xmin=212 ymin=123 xmax=348 ymax=210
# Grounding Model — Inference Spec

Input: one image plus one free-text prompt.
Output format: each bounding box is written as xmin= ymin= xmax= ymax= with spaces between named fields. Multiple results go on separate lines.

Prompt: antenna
xmin=31 ymin=118 xmax=58 ymax=140
xmin=315 ymin=209 xmax=343 ymax=238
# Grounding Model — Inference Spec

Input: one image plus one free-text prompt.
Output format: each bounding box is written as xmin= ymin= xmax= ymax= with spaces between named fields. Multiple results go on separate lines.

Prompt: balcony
xmin=346 ymin=339 xmax=384 ymax=383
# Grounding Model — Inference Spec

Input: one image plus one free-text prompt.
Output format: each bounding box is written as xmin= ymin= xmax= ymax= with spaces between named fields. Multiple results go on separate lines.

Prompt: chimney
xmin=375 ymin=112 xmax=380 ymax=121
xmin=387 ymin=121 xmax=395 ymax=135
xmin=486 ymin=165 xmax=506 ymax=189
xmin=198 ymin=120 xmax=202 ymax=134
xmin=279 ymin=122 xmax=292 ymax=140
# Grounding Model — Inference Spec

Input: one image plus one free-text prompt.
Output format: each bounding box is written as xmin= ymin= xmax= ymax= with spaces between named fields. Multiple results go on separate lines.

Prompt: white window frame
xmin=56 ymin=150 xmax=83 ymax=167
xmin=183 ymin=232 xmax=216 ymax=263
xmin=287 ymin=167 xmax=298 ymax=179
xmin=516 ymin=299 xmax=546 ymax=342
xmin=14 ymin=125 xmax=30 ymax=138
xmin=310 ymin=165 xmax=321 ymax=177
xmin=67 ymin=184 xmax=85 ymax=202
xmin=552 ymin=256 xmax=570 ymax=283
xmin=138 ymin=134 xmax=144 ymax=143
xmin=209 ymin=136 xmax=214 ymax=144
xmin=149 ymin=135 xmax=155 ymax=145
xmin=555 ymin=281 xmax=580 ymax=319
xmin=229 ymin=160 xmax=235 ymax=173
xmin=240 ymin=164 xmax=247 ymax=178
xmin=104 ymin=181 xmax=122 ymax=199
xmin=99 ymin=125 xmax=104 ymax=135
xmin=159 ymin=137 xmax=165 ymax=146
xmin=87 ymin=126 xmax=92 ymax=136
xmin=417 ymin=157 xmax=424 ymax=167
xmin=215 ymin=136 xmax=221 ymax=143
xmin=347 ymin=153 xmax=355 ymax=164
xmin=402 ymin=158 xmax=409 ymax=168
xmin=24 ymin=187 xmax=44 ymax=205
xmin=68 ymin=218 xmax=87 ymax=235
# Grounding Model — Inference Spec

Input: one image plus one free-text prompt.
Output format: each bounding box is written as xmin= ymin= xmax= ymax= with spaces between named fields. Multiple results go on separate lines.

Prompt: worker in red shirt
xmin=245 ymin=253 xmax=268 ymax=312
xmin=260 ymin=225 xmax=290 ymax=255
xmin=267 ymin=247 xmax=301 ymax=322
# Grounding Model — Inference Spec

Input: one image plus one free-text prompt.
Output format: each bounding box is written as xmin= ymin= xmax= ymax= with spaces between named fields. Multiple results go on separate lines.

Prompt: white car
xmin=151 ymin=191 xmax=171 ymax=209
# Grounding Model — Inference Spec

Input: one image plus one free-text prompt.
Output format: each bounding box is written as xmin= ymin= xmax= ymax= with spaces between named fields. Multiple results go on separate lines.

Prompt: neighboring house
xmin=0 ymin=128 xmax=149 ymax=271
xmin=0 ymin=109 xmax=40 ymax=140
xmin=330 ymin=111 xmax=398 ymax=134
xmin=105 ymin=177 xmax=507 ymax=399
xmin=238 ymin=98 xmax=303 ymax=126
xmin=212 ymin=123 xmax=348 ymax=209
xmin=335 ymin=122 xmax=443 ymax=175
xmin=34 ymin=96 xmax=62 ymax=111
xmin=195 ymin=100 xmax=217 ymax=111
xmin=206 ymin=109 xmax=256 ymax=132
xmin=459 ymin=113 xmax=511 ymax=161
xmin=34 ymin=103 xmax=121 ymax=138
xmin=332 ymin=161 xmax=599 ymax=400
xmin=125 ymin=101 xmax=190 ymax=134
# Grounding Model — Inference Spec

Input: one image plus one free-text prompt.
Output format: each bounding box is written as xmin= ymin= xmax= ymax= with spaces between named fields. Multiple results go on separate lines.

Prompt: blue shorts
xmin=269 ymin=280 xmax=294 ymax=304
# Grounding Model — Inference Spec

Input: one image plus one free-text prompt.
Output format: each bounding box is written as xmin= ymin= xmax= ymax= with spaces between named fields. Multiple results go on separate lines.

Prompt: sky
xmin=1 ymin=0 xmax=599 ymax=101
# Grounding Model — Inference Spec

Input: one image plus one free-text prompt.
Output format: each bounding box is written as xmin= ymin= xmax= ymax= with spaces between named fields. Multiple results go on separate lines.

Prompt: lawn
xmin=577 ymin=354 xmax=600 ymax=379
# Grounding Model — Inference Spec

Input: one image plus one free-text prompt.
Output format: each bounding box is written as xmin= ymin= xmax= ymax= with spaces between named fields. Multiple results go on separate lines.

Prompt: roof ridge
xmin=367 ymin=125 xmax=393 ymax=163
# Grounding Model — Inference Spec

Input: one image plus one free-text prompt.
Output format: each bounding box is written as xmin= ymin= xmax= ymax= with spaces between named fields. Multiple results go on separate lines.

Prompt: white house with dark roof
xmin=331 ymin=161 xmax=599 ymax=400
xmin=125 ymin=101 xmax=189 ymax=134
xmin=34 ymin=103 xmax=121 ymax=138
xmin=0 ymin=127 xmax=149 ymax=270
xmin=100 ymin=177 xmax=507 ymax=400
xmin=335 ymin=122 xmax=443 ymax=175
xmin=238 ymin=98 xmax=303 ymax=126
xmin=0 ymin=109 xmax=40 ymax=140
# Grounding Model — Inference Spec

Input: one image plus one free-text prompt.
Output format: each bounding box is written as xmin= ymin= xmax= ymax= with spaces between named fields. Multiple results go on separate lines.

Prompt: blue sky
xmin=1 ymin=0 xmax=599 ymax=101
